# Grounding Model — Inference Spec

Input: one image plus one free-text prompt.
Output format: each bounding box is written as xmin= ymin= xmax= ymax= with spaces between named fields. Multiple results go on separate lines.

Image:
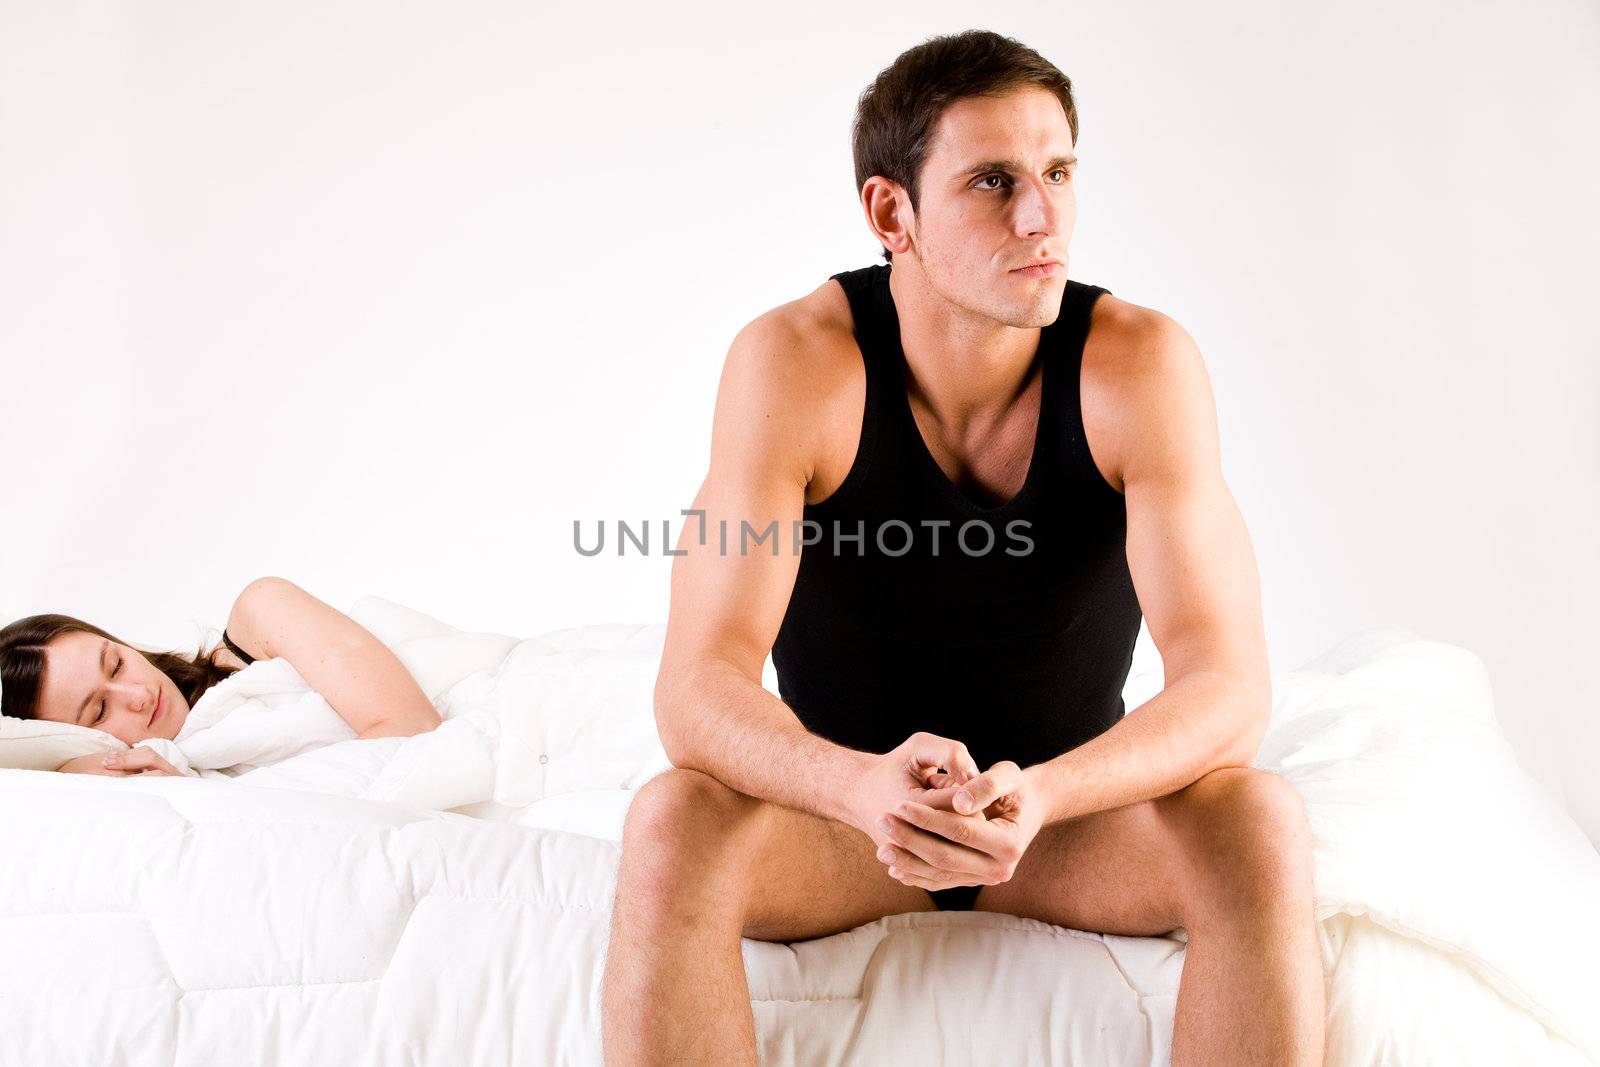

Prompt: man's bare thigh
xmin=972 ymin=793 xmax=1190 ymax=937
xmin=733 ymin=788 xmax=937 ymax=943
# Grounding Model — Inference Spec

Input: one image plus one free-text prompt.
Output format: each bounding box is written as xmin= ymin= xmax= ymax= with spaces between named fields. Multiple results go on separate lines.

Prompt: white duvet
xmin=130 ymin=658 xmax=357 ymax=779
xmin=1 ymin=596 xmax=1596 ymax=1065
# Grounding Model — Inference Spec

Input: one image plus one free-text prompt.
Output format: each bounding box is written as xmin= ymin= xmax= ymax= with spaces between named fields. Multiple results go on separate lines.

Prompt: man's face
xmin=900 ymin=86 xmax=1078 ymax=329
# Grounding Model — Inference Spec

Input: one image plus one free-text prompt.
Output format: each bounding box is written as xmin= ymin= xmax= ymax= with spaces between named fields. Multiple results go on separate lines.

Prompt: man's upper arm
xmin=1112 ymin=313 xmax=1272 ymax=737
xmin=656 ymin=312 xmax=825 ymax=712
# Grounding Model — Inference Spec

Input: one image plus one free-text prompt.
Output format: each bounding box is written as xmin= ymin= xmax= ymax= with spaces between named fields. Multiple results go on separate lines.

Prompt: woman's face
xmin=32 ymin=631 xmax=190 ymax=744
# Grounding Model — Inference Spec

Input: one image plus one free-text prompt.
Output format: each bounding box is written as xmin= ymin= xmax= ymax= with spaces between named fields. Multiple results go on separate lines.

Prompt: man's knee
xmin=622 ymin=767 xmax=769 ymax=870
xmin=1172 ymin=767 xmax=1315 ymax=918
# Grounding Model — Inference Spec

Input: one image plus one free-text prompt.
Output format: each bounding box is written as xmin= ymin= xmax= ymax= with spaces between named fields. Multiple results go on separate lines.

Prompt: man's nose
xmin=1015 ymin=178 xmax=1063 ymax=236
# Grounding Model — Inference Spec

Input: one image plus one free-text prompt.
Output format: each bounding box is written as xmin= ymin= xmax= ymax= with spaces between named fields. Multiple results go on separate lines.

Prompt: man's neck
xmin=888 ymin=260 xmax=1043 ymax=435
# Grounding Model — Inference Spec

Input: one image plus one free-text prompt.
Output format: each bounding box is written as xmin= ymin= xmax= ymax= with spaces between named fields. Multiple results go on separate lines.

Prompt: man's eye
xmin=977 ymin=170 xmax=1070 ymax=190
xmin=113 ymin=657 xmax=122 ymax=676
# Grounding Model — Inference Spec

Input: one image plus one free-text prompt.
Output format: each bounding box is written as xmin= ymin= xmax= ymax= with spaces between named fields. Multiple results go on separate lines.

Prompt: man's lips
xmin=149 ymin=691 xmax=162 ymax=727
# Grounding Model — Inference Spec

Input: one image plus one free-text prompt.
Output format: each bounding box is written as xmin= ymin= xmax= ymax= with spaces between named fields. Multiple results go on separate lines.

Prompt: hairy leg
xmin=602 ymin=767 xmax=935 ymax=1066
xmin=972 ymin=766 xmax=1325 ymax=1066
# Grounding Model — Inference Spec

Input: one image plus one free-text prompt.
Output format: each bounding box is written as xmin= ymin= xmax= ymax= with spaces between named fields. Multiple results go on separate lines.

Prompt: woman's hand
xmin=57 ymin=749 xmax=185 ymax=776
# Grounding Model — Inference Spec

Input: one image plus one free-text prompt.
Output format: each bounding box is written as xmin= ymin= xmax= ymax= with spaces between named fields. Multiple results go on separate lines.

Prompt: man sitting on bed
xmin=603 ymin=29 xmax=1324 ymax=1066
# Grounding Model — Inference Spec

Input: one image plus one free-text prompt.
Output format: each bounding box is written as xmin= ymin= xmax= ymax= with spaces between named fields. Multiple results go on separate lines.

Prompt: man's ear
xmin=862 ymin=175 xmax=915 ymax=257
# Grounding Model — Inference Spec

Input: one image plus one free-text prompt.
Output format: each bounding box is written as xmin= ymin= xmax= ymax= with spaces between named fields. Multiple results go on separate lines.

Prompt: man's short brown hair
xmin=851 ymin=30 xmax=1079 ymax=263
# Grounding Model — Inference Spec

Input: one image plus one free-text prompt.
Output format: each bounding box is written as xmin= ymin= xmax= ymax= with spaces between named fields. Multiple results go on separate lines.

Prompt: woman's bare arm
xmin=224 ymin=577 xmax=442 ymax=739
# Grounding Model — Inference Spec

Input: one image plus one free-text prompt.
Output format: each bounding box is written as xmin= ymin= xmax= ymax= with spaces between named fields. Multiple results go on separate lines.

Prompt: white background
xmin=3 ymin=2 xmax=1596 ymax=841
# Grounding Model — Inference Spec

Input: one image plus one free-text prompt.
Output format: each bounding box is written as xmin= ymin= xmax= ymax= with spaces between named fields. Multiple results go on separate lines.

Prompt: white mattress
xmin=1 ymin=599 xmax=1596 ymax=1066
xmin=0 ymin=773 xmax=1189 ymax=1066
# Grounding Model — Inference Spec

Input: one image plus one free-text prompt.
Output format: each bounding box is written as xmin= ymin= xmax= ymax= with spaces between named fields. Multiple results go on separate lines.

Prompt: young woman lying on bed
xmin=0 ymin=577 xmax=442 ymax=776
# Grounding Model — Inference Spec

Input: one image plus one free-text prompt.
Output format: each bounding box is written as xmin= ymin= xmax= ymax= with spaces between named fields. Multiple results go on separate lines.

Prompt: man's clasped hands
xmin=847 ymin=731 xmax=1048 ymax=892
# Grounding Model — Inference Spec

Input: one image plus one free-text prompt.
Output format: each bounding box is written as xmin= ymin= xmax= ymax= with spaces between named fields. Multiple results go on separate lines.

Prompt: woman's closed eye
xmin=93 ymin=656 xmax=123 ymax=724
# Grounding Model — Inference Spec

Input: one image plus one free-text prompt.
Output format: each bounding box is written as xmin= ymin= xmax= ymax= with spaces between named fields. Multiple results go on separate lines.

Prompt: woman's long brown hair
xmin=0 ymin=614 xmax=240 ymax=721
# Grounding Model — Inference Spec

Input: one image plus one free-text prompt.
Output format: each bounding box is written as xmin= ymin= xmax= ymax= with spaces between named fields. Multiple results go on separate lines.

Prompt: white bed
xmin=1 ymin=597 xmax=1596 ymax=1066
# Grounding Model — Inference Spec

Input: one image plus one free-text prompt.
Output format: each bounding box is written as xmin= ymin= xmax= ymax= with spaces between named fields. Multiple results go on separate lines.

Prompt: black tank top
xmin=770 ymin=263 xmax=1143 ymax=772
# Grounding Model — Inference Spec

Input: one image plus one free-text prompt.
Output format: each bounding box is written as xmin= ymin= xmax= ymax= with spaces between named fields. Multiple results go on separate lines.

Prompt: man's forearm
xmin=1030 ymin=670 xmax=1269 ymax=825
xmin=656 ymin=659 xmax=870 ymax=825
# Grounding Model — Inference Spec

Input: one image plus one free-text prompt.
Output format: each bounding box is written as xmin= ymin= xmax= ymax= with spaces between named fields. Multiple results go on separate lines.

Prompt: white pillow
xmin=0 ymin=715 xmax=127 ymax=771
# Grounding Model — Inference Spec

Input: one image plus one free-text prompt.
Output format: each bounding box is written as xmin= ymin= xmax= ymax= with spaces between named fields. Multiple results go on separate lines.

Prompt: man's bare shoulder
xmin=1080 ymin=291 xmax=1216 ymax=495
xmin=714 ymin=279 xmax=865 ymax=499
xmin=726 ymin=278 xmax=857 ymax=395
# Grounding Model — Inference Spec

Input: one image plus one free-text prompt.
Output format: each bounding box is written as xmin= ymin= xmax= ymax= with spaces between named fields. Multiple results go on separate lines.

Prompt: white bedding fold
xmin=134 ymin=656 xmax=355 ymax=778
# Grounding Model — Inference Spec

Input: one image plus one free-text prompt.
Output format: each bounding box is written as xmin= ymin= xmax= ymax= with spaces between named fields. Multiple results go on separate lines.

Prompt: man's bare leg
xmin=970 ymin=766 xmax=1325 ymax=1066
xmin=603 ymin=766 xmax=935 ymax=1066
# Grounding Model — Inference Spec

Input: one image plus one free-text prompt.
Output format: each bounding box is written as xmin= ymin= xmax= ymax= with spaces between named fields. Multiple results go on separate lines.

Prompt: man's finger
xmin=904 ymin=734 xmax=981 ymax=784
xmin=881 ymin=808 xmax=993 ymax=876
xmin=878 ymin=843 xmax=951 ymax=884
xmin=894 ymin=800 xmax=1016 ymax=865
xmin=950 ymin=748 xmax=980 ymax=782
xmin=887 ymin=865 xmax=942 ymax=891
xmin=888 ymin=863 xmax=977 ymax=893
xmin=897 ymin=801 xmax=1002 ymax=851
xmin=953 ymin=761 xmax=1024 ymax=815
xmin=914 ymin=783 xmax=981 ymax=813
xmin=877 ymin=843 xmax=979 ymax=890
